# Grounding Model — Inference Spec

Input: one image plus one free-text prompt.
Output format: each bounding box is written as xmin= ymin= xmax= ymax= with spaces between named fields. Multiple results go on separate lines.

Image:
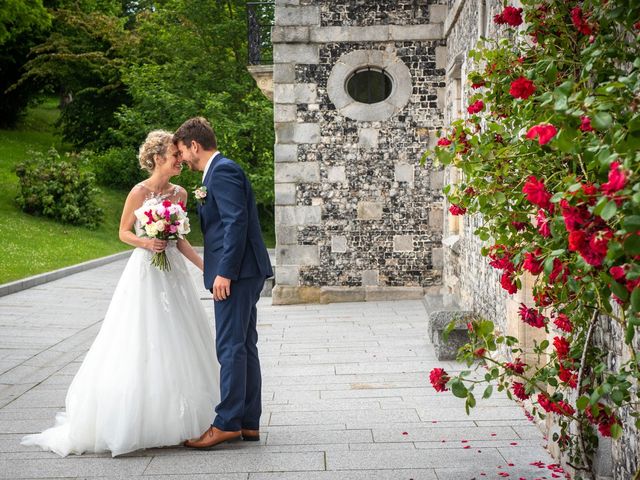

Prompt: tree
xmin=0 ymin=0 xmax=51 ymax=126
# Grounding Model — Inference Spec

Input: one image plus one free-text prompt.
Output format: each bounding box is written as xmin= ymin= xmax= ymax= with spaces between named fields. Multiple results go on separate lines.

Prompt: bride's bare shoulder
xmin=126 ymin=183 xmax=149 ymax=203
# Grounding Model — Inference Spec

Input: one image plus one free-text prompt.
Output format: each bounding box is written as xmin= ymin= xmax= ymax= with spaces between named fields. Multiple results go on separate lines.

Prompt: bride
xmin=21 ymin=130 xmax=219 ymax=457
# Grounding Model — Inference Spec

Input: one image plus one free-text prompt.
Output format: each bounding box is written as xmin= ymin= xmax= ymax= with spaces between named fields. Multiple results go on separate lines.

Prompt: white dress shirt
xmin=202 ymin=151 xmax=221 ymax=182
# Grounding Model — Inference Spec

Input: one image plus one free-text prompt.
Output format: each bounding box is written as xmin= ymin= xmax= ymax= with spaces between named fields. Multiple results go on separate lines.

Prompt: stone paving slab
xmin=0 ymin=257 xmax=556 ymax=478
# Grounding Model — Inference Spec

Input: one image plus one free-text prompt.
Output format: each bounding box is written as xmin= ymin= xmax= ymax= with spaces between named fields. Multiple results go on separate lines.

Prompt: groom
xmin=174 ymin=117 xmax=273 ymax=449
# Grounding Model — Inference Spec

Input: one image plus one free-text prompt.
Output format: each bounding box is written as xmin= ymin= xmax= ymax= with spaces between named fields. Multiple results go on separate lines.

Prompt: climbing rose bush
xmin=425 ymin=0 xmax=640 ymax=476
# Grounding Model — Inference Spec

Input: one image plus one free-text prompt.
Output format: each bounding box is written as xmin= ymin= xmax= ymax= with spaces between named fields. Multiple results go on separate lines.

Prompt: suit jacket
xmin=198 ymin=153 xmax=273 ymax=290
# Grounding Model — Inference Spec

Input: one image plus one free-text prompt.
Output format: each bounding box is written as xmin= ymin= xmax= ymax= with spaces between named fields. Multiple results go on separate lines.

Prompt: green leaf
xmin=611 ymin=389 xmax=624 ymax=405
xmin=623 ymin=216 xmax=640 ymax=232
xmin=592 ymin=112 xmax=613 ymax=130
xmin=451 ymin=379 xmax=468 ymax=399
xmin=631 ymin=288 xmax=640 ymax=312
xmin=483 ymin=385 xmax=493 ymax=399
xmin=624 ymin=235 xmax=640 ymax=256
xmin=576 ymin=396 xmax=589 ymax=411
xmin=600 ymin=200 xmax=617 ymax=221
xmin=611 ymin=281 xmax=629 ymax=302
xmin=610 ymin=423 xmax=623 ymax=439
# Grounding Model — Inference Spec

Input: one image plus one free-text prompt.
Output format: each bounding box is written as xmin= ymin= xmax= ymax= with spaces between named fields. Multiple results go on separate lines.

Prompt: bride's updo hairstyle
xmin=138 ymin=130 xmax=174 ymax=174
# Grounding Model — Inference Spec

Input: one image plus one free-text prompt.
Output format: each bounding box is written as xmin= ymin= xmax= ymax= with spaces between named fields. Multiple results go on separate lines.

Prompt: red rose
xmin=553 ymin=336 xmax=571 ymax=360
xmin=523 ymin=250 xmax=544 ymax=275
xmin=526 ymin=123 xmax=558 ymax=145
xmin=601 ymin=161 xmax=627 ymax=195
xmin=467 ymin=100 xmax=484 ymax=114
xmin=552 ymin=400 xmax=575 ymax=417
xmin=579 ymin=116 xmax=594 ymax=132
xmin=494 ymin=6 xmax=523 ymax=27
xmin=553 ymin=313 xmax=573 ymax=333
xmin=511 ymin=220 xmax=527 ymax=231
xmin=512 ymin=382 xmax=529 ymax=400
xmin=473 ymin=348 xmax=486 ymax=357
xmin=568 ymin=230 xmax=587 ymax=252
xmin=500 ymin=271 xmax=518 ymax=294
xmin=471 ymin=81 xmax=485 ymax=89
xmin=449 ymin=204 xmax=467 ymax=216
xmin=505 ymin=358 xmax=526 ymax=374
xmin=582 ymin=183 xmax=598 ymax=196
xmin=429 ymin=368 xmax=450 ymax=392
xmin=549 ymin=259 xmax=568 ymax=284
xmin=558 ymin=365 xmax=577 ymax=388
xmin=177 ymin=200 xmax=186 ymax=211
xmin=522 ymin=176 xmax=552 ymax=210
xmin=571 ymin=6 xmax=594 ymax=35
xmin=610 ymin=265 xmax=627 ymax=282
xmin=509 ymin=77 xmax=536 ymax=99
xmin=536 ymin=209 xmax=551 ymax=238
xmin=437 ymin=137 xmax=452 ymax=147
xmin=580 ymin=229 xmax=613 ymax=267
xmin=162 ymin=200 xmax=172 ymax=208
xmin=537 ymin=393 xmax=554 ymax=413
xmin=519 ymin=303 xmax=547 ymax=328
xmin=561 ymin=200 xmax=591 ymax=232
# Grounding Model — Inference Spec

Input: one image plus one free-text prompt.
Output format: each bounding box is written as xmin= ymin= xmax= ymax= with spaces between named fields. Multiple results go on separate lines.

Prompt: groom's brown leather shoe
xmin=184 ymin=427 xmax=241 ymax=449
xmin=241 ymin=428 xmax=260 ymax=441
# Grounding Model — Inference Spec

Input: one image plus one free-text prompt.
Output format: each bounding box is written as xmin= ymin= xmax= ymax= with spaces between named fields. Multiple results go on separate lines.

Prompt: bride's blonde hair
xmin=138 ymin=130 xmax=174 ymax=174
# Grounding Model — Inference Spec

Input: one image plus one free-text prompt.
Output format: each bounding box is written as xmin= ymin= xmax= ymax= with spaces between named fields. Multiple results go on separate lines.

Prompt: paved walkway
xmin=0 ymin=257 xmax=557 ymax=479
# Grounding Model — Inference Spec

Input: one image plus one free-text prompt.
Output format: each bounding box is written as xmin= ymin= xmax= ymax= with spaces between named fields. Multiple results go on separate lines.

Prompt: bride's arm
xmin=176 ymin=188 xmax=205 ymax=271
xmin=118 ymin=186 xmax=166 ymax=252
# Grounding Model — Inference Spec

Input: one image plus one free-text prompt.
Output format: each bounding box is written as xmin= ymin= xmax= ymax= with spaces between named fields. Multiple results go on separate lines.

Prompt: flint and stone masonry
xmin=272 ymin=0 xmax=448 ymax=305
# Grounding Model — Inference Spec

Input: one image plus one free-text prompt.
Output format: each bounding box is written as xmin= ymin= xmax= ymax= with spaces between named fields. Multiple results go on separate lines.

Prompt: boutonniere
xmin=193 ymin=185 xmax=207 ymax=205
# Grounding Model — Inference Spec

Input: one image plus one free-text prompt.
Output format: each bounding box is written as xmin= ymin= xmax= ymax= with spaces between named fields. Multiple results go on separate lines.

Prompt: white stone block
xmin=394 ymin=163 xmax=414 ymax=184
xmin=432 ymin=247 xmax=444 ymax=268
xmin=294 ymin=84 xmax=317 ymax=103
xmin=357 ymin=202 xmax=383 ymax=220
xmin=276 ymin=205 xmax=322 ymax=226
xmin=361 ymin=270 xmax=379 ymax=286
xmin=389 ymin=24 xmax=442 ymax=41
xmin=327 ymin=166 xmax=346 ymax=183
xmin=275 ymin=183 xmax=297 ymax=205
xmin=276 ymin=225 xmax=298 ymax=245
xmin=275 ymin=6 xmax=320 ymax=26
xmin=429 ymin=4 xmax=448 ymax=23
xmin=275 ymin=162 xmax=320 ymax=183
xmin=394 ymin=235 xmax=414 ymax=252
xmin=331 ymin=235 xmax=347 ymax=253
xmin=276 ymin=266 xmax=300 ymax=286
xmin=275 ymin=104 xmax=297 ymax=123
xmin=277 ymin=245 xmax=320 ymax=266
xmin=358 ymin=128 xmax=379 ymax=149
xmin=273 ymin=44 xmax=319 ymax=64
xmin=271 ymin=26 xmax=310 ymax=43
xmin=274 ymin=84 xmax=295 ymax=103
xmin=273 ymin=63 xmax=296 ymax=83
xmin=275 ymin=123 xmax=321 ymax=144
xmin=435 ymin=46 xmax=448 ymax=69
xmin=274 ymin=144 xmax=298 ymax=163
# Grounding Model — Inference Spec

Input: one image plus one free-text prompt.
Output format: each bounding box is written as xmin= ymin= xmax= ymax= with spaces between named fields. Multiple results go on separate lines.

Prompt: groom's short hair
xmin=173 ymin=117 xmax=217 ymax=150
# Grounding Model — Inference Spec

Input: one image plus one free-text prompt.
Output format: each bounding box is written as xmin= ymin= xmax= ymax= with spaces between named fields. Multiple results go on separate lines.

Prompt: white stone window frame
xmin=327 ymin=49 xmax=412 ymax=122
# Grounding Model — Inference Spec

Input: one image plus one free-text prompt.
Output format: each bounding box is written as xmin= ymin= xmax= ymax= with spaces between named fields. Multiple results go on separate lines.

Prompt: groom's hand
xmin=213 ymin=275 xmax=231 ymax=301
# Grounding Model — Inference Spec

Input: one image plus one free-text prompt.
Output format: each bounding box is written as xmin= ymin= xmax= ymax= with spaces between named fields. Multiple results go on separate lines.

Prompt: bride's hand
xmin=147 ymin=239 xmax=167 ymax=253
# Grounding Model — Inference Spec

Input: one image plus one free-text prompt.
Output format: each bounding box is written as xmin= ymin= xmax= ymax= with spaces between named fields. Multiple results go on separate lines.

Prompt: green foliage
xmin=426 ymin=0 xmax=640 ymax=473
xmin=91 ymin=147 xmax=145 ymax=189
xmin=0 ymin=0 xmax=50 ymax=47
xmin=15 ymin=148 xmax=103 ymax=228
xmin=16 ymin=5 xmax=133 ymax=148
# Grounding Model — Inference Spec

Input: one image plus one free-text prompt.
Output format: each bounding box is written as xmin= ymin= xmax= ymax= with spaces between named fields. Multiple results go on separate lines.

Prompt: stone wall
xmin=272 ymin=0 xmax=448 ymax=305
xmin=438 ymin=2 xmax=639 ymax=479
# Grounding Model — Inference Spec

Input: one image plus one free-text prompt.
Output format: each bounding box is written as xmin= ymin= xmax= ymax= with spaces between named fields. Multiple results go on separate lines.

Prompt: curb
xmin=0 ymin=250 xmax=133 ymax=298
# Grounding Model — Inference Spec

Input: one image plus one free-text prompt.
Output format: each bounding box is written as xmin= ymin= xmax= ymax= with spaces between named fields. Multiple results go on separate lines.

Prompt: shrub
xmin=15 ymin=148 xmax=103 ymax=229
xmin=91 ymin=147 xmax=145 ymax=190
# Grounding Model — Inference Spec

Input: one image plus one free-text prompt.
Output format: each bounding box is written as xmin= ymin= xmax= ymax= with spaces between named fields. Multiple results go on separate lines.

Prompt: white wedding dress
xmin=21 ymin=195 xmax=219 ymax=457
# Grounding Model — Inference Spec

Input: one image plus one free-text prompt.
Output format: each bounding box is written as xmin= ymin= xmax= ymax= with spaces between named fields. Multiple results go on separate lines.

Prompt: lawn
xmin=0 ymin=100 xmax=207 ymax=284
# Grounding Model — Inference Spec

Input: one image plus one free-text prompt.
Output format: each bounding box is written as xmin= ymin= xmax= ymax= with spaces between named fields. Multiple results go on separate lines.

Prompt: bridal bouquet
xmin=134 ymin=199 xmax=191 ymax=271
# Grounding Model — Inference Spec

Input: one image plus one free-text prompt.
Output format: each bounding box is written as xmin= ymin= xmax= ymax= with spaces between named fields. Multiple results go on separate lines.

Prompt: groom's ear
xmin=190 ymin=140 xmax=200 ymax=153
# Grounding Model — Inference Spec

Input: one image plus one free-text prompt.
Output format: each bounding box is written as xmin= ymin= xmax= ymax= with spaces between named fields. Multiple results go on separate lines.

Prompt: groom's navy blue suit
xmin=198 ymin=152 xmax=273 ymax=432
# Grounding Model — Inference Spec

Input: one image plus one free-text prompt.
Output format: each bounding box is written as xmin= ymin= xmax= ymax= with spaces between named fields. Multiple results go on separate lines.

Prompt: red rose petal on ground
xmin=510 ymin=442 xmax=518 ymax=445
xmin=402 ymin=432 xmax=408 ymax=436
xmin=491 ymin=433 xmax=497 ymax=436
xmin=441 ymin=439 xmax=446 ymax=443
xmin=462 ymin=439 xmax=468 ymax=443
xmin=463 ymin=445 xmax=471 ymax=449
xmin=480 ymin=474 xmax=486 ymax=477
xmin=509 ymin=463 xmax=515 ymax=466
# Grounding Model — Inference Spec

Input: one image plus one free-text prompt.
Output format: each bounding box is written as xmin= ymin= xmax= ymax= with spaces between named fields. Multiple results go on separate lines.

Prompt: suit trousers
xmin=212 ymin=275 xmax=265 ymax=432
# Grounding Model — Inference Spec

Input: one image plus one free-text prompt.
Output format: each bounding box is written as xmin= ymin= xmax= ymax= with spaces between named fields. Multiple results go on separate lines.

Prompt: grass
xmin=0 ymin=99 xmax=274 ymax=285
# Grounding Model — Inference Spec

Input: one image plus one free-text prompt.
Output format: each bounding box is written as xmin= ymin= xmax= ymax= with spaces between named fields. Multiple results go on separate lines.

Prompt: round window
xmin=346 ymin=68 xmax=393 ymax=104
